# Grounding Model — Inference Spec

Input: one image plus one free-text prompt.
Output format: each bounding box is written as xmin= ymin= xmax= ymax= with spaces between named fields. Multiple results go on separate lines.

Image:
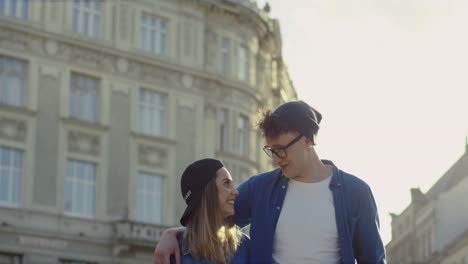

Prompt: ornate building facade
xmin=0 ymin=0 xmax=297 ymax=263
xmin=386 ymin=142 xmax=468 ymax=264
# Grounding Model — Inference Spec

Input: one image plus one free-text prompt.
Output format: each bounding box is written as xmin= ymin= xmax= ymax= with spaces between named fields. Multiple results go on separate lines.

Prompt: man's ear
xmin=305 ymin=134 xmax=318 ymax=146
xmin=304 ymin=136 xmax=314 ymax=147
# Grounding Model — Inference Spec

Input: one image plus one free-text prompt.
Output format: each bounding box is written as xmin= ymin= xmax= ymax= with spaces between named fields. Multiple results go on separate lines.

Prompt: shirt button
xmin=282 ymin=185 xmax=286 ymax=189
xmin=277 ymin=206 xmax=280 ymax=210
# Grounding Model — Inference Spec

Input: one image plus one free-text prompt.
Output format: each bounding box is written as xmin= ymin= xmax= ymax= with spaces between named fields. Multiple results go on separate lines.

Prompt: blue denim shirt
xmin=234 ymin=160 xmax=386 ymax=264
xmin=170 ymin=233 xmax=250 ymax=264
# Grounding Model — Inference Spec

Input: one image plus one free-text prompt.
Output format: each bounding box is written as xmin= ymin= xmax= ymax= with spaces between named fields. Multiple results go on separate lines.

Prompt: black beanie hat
xmin=179 ymin=158 xmax=224 ymax=226
xmin=272 ymin=101 xmax=322 ymax=143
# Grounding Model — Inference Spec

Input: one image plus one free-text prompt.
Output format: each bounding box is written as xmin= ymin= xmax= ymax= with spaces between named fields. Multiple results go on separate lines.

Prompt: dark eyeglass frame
xmin=263 ymin=134 xmax=303 ymax=159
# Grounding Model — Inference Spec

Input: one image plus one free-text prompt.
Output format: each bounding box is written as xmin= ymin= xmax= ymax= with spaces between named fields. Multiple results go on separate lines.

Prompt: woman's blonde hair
xmin=182 ymin=175 xmax=242 ymax=263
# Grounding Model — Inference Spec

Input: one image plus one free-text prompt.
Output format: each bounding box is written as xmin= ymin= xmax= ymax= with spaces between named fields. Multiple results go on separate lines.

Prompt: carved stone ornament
xmin=45 ymin=39 xmax=58 ymax=56
xmin=204 ymin=101 xmax=217 ymax=118
xmin=0 ymin=26 xmax=188 ymax=94
xmin=176 ymin=98 xmax=196 ymax=112
xmin=70 ymin=46 xmax=116 ymax=73
xmin=68 ymin=130 xmax=100 ymax=156
xmin=111 ymin=83 xmax=129 ymax=95
xmin=0 ymin=116 xmax=27 ymax=142
xmin=0 ymin=27 xmax=40 ymax=53
xmin=138 ymin=144 xmax=168 ymax=169
xmin=117 ymin=58 xmax=129 ymax=74
xmin=181 ymin=74 xmax=193 ymax=89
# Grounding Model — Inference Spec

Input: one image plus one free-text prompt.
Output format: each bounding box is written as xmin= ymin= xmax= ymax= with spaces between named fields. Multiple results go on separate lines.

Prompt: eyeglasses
xmin=263 ymin=134 xmax=303 ymax=159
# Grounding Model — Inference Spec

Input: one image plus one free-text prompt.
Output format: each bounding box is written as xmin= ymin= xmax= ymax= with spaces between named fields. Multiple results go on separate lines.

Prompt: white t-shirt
xmin=272 ymin=175 xmax=341 ymax=264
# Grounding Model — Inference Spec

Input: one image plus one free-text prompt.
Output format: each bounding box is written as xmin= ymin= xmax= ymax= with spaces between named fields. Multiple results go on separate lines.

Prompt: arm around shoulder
xmin=154 ymin=226 xmax=185 ymax=264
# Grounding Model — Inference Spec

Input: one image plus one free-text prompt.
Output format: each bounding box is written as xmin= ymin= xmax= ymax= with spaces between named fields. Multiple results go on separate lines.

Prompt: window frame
xmin=0 ymin=55 xmax=28 ymax=108
xmin=135 ymin=172 xmax=164 ymax=224
xmin=237 ymin=45 xmax=249 ymax=81
xmin=64 ymin=159 xmax=97 ymax=218
xmin=237 ymin=114 xmax=250 ymax=156
xmin=0 ymin=0 xmax=29 ymax=19
xmin=72 ymin=0 xmax=102 ymax=38
xmin=0 ymin=146 xmax=22 ymax=208
xmin=69 ymin=72 xmax=100 ymax=123
xmin=0 ymin=251 xmax=23 ymax=264
xmin=140 ymin=13 xmax=168 ymax=56
xmin=138 ymin=88 xmax=168 ymax=137
xmin=218 ymin=109 xmax=229 ymax=151
xmin=220 ymin=37 xmax=231 ymax=77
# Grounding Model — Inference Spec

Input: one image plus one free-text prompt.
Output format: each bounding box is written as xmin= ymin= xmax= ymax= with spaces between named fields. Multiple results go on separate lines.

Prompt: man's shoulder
xmin=231 ymin=231 xmax=250 ymax=263
xmin=248 ymin=168 xmax=282 ymax=184
xmin=338 ymin=169 xmax=370 ymax=191
xmin=324 ymin=159 xmax=369 ymax=190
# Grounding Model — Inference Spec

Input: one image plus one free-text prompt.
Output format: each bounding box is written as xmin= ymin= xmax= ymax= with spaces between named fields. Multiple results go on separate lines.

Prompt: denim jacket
xmin=170 ymin=233 xmax=250 ymax=264
xmin=234 ymin=160 xmax=386 ymax=264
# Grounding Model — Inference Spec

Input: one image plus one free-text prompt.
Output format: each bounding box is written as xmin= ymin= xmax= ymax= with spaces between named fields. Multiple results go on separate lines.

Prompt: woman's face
xmin=215 ymin=167 xmax=239 ymax=217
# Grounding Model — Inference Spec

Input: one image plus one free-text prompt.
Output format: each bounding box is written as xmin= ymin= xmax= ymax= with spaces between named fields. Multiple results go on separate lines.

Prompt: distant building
xmin=0 ymin=0 xmax=297 ymax=263
xmin=386 ymin=141 xmax=468 ymax=264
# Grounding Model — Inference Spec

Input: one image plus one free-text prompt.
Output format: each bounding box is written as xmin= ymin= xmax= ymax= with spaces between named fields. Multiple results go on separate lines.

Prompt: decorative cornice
xmin=0 ymin=23 xmax=261 ymax=104
xmin=130 ymin=131 xmax=177 ymax=146
xmin=61 ymin=117 xmax=109 ymax=132
xmin=198 ymin=0 xmax=269 ymax=37
xmin=0 ymin=104 xmax=36 ymax=117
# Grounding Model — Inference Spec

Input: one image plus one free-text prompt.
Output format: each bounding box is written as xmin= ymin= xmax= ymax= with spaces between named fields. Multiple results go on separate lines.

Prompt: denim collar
xmin=275 ymin=159 xmax=343 ymax=189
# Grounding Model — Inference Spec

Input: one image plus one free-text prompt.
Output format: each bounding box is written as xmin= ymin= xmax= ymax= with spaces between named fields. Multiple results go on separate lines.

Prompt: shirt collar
xmin=323 ymin=159 xmax=343 ymax=189
xmin=275 ymin=159 xmax=342 ymax=188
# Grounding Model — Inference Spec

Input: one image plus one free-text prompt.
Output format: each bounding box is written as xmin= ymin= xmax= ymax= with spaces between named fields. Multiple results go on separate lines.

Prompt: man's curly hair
xmin=256 ymin=108 xmax=294 ymax=139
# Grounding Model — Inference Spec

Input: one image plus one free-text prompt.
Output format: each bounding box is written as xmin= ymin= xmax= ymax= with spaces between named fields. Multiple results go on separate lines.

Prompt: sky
xmin=257 ymin=0 xmax=468 ymax=244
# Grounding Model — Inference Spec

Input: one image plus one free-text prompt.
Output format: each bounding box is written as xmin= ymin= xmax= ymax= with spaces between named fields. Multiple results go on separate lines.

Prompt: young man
xmin=155 ymin=101 xmax=386 ymax=264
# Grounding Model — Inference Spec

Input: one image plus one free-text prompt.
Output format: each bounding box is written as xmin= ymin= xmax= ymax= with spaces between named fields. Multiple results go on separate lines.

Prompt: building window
xmin=65 ymin=160 xmax=96 ymax=218
xmin=70 ymin=73 xmax=99 ymax=123
xmin=218 ymin=109 xmax=228 ymax=150
xmin=0 ymin=252 xmax=22 ymax=264
xmin=0 ymin=56 xmax=27 ymax=107
xmin=140 ymin=14 xmax=168 ymax=56
xmin=0 ymin=147 xmax=22 ymax=207
xmin=139 ymin=89 xmax=167 ymax=137
xmin=237 ymin=115 xmax=249 ymax=156
xmin=72 ymin=0 xmax=102 ymax=38
xmin=237 ymin=46 xmax=249 ymax=81
xmin=0 ymin=0 xmax=29 ymax=19
xmin=136 ymin=173 xmax=163 ymax=224
xmin=271 ymin=60 xmax=278 ymax=88
xmin=220 ymin=37 xmax=230 ymax=77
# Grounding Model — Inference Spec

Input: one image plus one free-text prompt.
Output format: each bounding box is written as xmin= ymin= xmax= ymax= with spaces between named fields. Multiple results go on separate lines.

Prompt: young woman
xmin=171 ymin=158 xmax=249 ymax=264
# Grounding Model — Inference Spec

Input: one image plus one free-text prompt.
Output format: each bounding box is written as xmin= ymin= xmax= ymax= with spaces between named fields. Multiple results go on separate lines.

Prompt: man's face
xmin=265 ymin=132 xmax=308 ymax=179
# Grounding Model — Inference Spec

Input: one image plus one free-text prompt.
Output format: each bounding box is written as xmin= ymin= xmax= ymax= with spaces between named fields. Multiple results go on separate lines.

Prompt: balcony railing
xmin=114 ymin=220 xmax=170 ymax=247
